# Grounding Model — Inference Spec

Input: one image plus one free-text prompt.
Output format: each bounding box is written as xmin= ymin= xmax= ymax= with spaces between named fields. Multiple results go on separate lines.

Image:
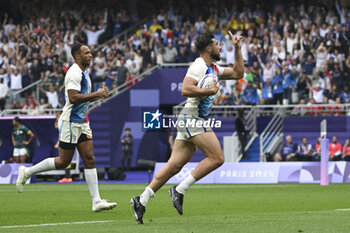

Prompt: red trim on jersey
xmin=84 ymin=115 xmax=89 ymax=123
xmin=212 ymin=64 xmax=219 ymax=77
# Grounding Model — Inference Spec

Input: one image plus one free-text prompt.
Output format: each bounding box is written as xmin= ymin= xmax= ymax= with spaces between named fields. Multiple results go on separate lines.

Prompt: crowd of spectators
xmin=207 ymin=0 xmax=350 ymax=112
xmin=273 ymin=135 xmax=350 ymax=162
xmin=0 ymin=0 xmax=151 ymax=113
xmin=0 ymin=0 xmax=350 ymax=115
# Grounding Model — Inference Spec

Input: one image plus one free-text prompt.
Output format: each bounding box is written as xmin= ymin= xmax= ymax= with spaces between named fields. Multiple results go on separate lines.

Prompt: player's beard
xmin=82 ymin=58 xmax=91 ymax=68
xmin=210 ymin=51 xmax=221 ymax=61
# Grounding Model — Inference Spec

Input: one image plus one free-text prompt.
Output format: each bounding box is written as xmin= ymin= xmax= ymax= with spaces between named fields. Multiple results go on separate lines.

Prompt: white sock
xmin=140 ymin=186 xmax=155 ymax=207
xmin=25 ymin=158 xmax=56 ymax=177
xmin=84 ymin=168 xmax=102 ymax=204
xmin=176 ymin=174 xmax=196 ymax=195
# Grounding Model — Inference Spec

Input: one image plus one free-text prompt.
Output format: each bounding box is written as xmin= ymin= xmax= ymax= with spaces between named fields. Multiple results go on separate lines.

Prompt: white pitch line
xmin=335 ymin=208 xmax=350 ymax=211
xmin=0 ymin=220 xmax=115 ymax=229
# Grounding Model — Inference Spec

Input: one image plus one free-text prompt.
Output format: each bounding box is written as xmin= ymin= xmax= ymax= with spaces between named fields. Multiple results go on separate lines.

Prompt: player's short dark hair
xmin=125 ymin=128 xmax=131 ymax=131
xmin=14 ymin=116 xmax=21 ymax=123
xmin=195 ymin=32 xmax=215 ymax=53
xmin=71 ymin=43 xmax=87 ymax=59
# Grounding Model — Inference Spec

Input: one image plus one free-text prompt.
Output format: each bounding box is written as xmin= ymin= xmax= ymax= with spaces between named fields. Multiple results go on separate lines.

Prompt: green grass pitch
xmin=1 ymin=183 xmax=350 ymax=233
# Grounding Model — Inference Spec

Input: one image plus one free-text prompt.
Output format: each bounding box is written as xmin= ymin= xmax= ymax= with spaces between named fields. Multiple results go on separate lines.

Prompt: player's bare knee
xmin=208 ymin=153 xmax=224 ymax=168
xmin=215 ymin=155 xmax=225 ymax=167
xmin=168 ymin=163 xmax=183 ymax=175
xmin=84 ymin=154 xmax=96 ymax=168
xmin=56 ymin=158 xmax=71 ymax=169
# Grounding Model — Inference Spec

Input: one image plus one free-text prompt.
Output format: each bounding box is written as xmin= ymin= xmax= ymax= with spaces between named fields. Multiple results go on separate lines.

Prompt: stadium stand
xmin=0 ymin=0 xmax=349 ymax=113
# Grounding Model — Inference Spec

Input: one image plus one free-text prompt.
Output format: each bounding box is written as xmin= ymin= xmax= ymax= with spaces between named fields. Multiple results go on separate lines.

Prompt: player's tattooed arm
xmin=68 ymin=87 xmax=109 ymax=104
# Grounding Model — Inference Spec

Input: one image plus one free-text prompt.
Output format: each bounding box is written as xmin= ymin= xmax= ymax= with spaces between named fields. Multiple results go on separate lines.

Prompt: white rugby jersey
xmin=183 ymin=57 xmax=224 ymax=118
xmin=60 ymin=63 xmax=92 ymax=123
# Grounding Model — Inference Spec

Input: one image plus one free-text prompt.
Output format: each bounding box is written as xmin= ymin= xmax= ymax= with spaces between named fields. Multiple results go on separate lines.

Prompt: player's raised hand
xmin=228 ymin=31 xmax=243 ymax=49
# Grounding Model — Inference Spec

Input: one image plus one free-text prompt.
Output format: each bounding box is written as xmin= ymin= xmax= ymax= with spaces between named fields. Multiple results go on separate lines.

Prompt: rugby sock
xmin=176 ymin=174 xmax=196 ymax=195
xmin=25 ymin=158 xmax=56 ymax=177
xmin=140 ymin=186 xmax=155 ymax=207
xmin=84 ymin=168 xmax=102 ymax=204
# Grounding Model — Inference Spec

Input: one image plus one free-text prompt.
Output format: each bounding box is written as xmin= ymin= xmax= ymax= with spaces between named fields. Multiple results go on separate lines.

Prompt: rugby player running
xmin=16 ymin=44 xmax=117 ymax=212
xmin=131 ymin=31 xmax=244 ymax=224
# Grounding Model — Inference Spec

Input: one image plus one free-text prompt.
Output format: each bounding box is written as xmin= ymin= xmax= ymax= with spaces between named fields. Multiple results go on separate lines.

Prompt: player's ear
xmin=207 ymin=45 xmax=212 ymax=53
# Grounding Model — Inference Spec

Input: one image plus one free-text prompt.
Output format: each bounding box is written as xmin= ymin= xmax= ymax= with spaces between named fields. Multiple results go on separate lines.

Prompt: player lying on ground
xmin=131 ymin=31 xmax=244 ymax=224
xmin=16 ymin=44 xmax=117 ymax=212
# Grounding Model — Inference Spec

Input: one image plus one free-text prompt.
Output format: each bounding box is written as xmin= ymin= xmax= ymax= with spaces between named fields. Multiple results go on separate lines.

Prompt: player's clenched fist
xmin=97 ymin=87 xmax=109 ymax=99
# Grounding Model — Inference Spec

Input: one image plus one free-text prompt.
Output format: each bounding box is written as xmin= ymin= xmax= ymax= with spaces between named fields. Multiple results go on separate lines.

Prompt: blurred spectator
xmin=303 ymin=55 xmax=315 ymax=76
xmin=329 ymin=136 xmax=342 ymax=161
xmin=272 ymin=69 xmax=284 ymax=104
xmin=291 ymin=99 xmax=307 ymax=116
xmin=149 ymin=18 xmax=162 ymax=34
xmin=116 ymin=57 xmax=129 ymax=88
xmin=82 ymin=10 xmax=107 ymax=46
xmin=94 ymin=51 xmax=106 ymax=66
xmin=93 ymin=61 xmax=107 ymax=91
xmin=257 ymin=55 xmax=276 ymax=83
xmin=126 ymin=53 xmax=140 ymax=74
xmin=333 ymin=97 xmax=344 ymax=116
xmin=39 ymin=83 xmax=59 ymax=109
xmin=282 ymin=65 xmax=295 ymax=104
xmin=114 ymin=15 xmax=123 ymax=35
xmin=260 ymin=78 xmax=274 ymax=104
xmin=274 ymin=135 xmax=298 ymax=162
xmin=243 ymin=81 xmax=259 ymax=105
xmin=121 ymin=128 xmax=133 ymax=171
xmin=177 ymin=47 xmax=188 ymax=63
xmin=296 ymin=73 xmax=310 ymax=102
xmin=331 ymin=63 xmax=345 ymax=90
xmin=141 ymin=43 xmax=153 ymax=70
xmin=36 ymin=98 xmax=51 ymax=115
xmin=314 ymin=137 xmax=322 ymax=160
xmin=220 ymin=81 xmax=232 ymax=96
xmin=339 ymin=85 xmax=350 ymax=103
xmin=7 ymin=65 xmax=22 ymax=104
xmin=22 ymin=95 xmax=37 ymax=115
xmin=235 ymin=109 xmax=249 ymax=159
xmin=156 ymin=49 xmax=164 ymax=65
xmin=328 ymin=86 xmax=340 ymax=103
xmin=163 ymin=42 xmax=178 ymax=63
xmin=105 ymin=65 xmax=116 ymax=90
xmin=206 ymin=14 xmax=218 ymax=33
xmin=307 ymin=81 xmax=324 ymax=104
xmin=297 ymin=137 xmax=315 ymax=161
xmin=0 ymin=76 xmax=8 ymax=110
xmin=187 ymin=44 xmax=199 ymax=62
xmin=342 ymin=138 xmax=350 ymax=161
xmin=30 ymin=59 xmax=44 ymax=82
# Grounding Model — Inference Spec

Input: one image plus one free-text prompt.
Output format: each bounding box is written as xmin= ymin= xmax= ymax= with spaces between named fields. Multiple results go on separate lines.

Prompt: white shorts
xmin=13 ymin=148 xmax=28 ymax=157
xmin=175 ymin=113 xmax=212 ymax=141
xmin=58 ymin=119 xmax=92 ymax=144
